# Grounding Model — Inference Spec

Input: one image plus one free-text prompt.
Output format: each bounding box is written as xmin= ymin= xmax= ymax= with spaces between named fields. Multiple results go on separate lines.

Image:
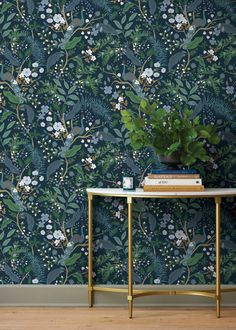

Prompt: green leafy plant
xmin=121 ymin=99 xmax=220 ymax=166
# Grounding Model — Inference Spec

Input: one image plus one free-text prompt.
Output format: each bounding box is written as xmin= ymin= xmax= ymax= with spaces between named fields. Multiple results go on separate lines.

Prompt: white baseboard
xmin=0 ymin=285 xmax=236 ymax=307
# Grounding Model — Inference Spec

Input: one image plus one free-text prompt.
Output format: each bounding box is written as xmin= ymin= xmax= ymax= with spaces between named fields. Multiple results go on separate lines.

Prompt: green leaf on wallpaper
xmin=190 ymin=94 xmax=201 ymax=101
xmin=129 ymin=13 xmax=137 ymax=21
xmin=121 ymin=15 xmax=126 ymax=24
xmin=58 ymin=195 xmax=66 ymax=203
xmin=124 ymin=2 xmax=134 ymax=12
xmin=224 ymin=262 xmax=236 ymax=282
xmin=3 ymin=22 xmax=11 ymax=30
xmin=66 ymin=101 xmax=75 ymax=106
xmin=125 ymin=30 xmax=133 ymax=38
xmin=1 ymin=219 xmax=12 ymax=230
xmin=113 ymin=128 xmax=123 ymax=138
xmin=7 ymin=229 xmax=16 ymax=238
xmin=186 ymin=37 xmax=203 ymax=50
xmin=64 ymin=80 xmax=69 ymax=89
xmin=3 ymin=238 xmax=11 ymax=246
xmin=64 ymin=145 xmax=81 ymax=158
xmin=2 ymin=246 xmax=11 ymax=254
xmin=0 ymin=231 xmax=4 ymax=240
xmin=68 ymin=94 xmax=79 ymax=101
xmin=64 ymin=37 xmax=81 ymax=50
xmin=125 ymin=91 xmax=142 ymax=104
xmin=113 ymin=20 xmax=122 ymax=30
xmin=57 ymin=87 xmax=66 ymax=95
xmin=175 ymin=79 xmax=184 ymax=87
xmin=68 ymin=85 xmax=77 ymax=94
xmin=195 ymin=57 xmax=206 ymax=69
xmin=1 ymin=3 xmax=13 ymax=14
xmin=3 ymin=199 xmax=20 ymax=212
xmin=58 ymin=94 xmax=66 ymax=102
xmin=190 ymin=85 xmax=198 ymax=94
xmin=194 ymin=272 xmax=206 ymax=284
xmin=113 ymin=237 xmax=122 ymax=246
xmin=64 ymin=189 xmax=69 ymax=198
xmin=64 ymin=253 xmax=81 ymax=266
xmin=3 ymin=130 xmax=11 ymax=139
xmin=3 ymin=91 xmax=19 ymax=104
xmin=7 ymin=12 xmax=15 ymax=21
xmin=3 ymin=137 xmax=12 ymax=146
xmin=68 ymin=193 xmax=76 ymax=202
xmin=7 ymin=121 xmax=15 ymax=129
xmin=73 ymin=273 xmax=84 ymax=284
xmin=69 ymin=202 xmax=79 ymax=209
xmin=53 ymin=78 xmax=62 ymax=87
xmin=179 ymin=88 xmax=188 ymax=95
xmin=53 ymin=187 xmax=62 ymax=195
xmin=0 ymin=15 xmax=5 ymax=24
xmin=186 ymin=80 xmax=191 ymax=90
xmin=124 ymin=22 xmax=133 ymax=30
xmin=185 ymin=253 xmax=203 ymax=266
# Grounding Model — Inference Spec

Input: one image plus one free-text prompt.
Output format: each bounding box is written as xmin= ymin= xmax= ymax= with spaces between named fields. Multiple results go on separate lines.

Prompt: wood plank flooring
xmin=0 ymin=307 xmax=236 ymax=330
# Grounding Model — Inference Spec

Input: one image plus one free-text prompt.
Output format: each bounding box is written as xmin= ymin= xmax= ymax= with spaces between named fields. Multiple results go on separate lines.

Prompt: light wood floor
xmin=0 ymin=307 xmax=236 ymax=330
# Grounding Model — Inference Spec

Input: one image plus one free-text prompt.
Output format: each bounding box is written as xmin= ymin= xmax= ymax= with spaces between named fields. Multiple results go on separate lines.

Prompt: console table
xmin=86 ymin=188 xmax=236 ymax=318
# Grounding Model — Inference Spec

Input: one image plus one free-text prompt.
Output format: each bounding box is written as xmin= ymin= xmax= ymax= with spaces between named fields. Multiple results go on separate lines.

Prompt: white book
xmin=144 ymin=177 xmax=202 ymax=185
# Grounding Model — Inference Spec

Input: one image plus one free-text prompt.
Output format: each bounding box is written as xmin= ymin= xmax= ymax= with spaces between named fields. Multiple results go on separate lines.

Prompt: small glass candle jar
xmin=122 ymin=176 xmax=135 ymax=190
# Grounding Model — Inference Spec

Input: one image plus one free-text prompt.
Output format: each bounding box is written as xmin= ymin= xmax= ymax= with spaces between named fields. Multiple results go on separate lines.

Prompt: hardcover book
xmin=148 ymin=174 xmax=200 ymax=179
xmin=143 ymin=185 xmax=205 ymax=192
xmin=144 ymin=178 xmax=202 ymax=185
xmin=150 ymin=169 xmax=199 ymax=174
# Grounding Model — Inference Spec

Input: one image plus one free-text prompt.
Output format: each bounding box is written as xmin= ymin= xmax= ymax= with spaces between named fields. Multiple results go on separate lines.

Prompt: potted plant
xmin=121 ymin=99 xmax=220 ymax=168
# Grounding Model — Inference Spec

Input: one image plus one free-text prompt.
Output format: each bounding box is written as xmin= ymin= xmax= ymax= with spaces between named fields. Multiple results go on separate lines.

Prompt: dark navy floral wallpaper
xmin=0 ymin=0 xmax=236 ymax=286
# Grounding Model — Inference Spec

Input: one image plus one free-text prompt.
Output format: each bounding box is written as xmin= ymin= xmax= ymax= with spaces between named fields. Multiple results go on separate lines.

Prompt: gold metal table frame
xmin=87 ymin=188 xmax=236 ymax=318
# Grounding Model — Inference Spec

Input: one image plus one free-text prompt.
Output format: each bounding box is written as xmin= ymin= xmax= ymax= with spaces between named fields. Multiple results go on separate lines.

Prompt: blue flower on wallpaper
xmin=0 ymin=0 xmax=236 ymax=285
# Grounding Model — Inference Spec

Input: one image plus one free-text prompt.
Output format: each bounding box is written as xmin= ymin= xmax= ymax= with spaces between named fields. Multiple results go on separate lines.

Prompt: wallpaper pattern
xmin=0 ymin=0 xmax=236 ymax=285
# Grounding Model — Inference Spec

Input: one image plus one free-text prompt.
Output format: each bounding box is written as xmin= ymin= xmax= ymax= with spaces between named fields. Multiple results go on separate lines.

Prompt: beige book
xmin=143 ymin=185 xmax=205 ymax=192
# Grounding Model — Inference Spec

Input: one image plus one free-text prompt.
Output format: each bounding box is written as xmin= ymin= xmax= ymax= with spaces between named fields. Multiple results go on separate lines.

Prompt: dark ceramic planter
xmin=158 ymin=152 xmax=181 ymax=170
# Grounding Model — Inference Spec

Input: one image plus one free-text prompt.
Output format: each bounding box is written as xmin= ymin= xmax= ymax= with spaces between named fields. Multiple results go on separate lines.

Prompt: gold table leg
xmin=127 ymin=197 xmax=133 ymax=319
xmin=215 ymin=196 xmax=221 ymax=318
xmin=88 ymin=193 xmax=93 ymax=307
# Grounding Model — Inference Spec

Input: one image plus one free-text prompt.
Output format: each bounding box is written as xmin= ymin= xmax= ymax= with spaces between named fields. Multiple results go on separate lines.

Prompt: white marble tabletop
xmin=86 ymin=188 xmax=236 ymax=197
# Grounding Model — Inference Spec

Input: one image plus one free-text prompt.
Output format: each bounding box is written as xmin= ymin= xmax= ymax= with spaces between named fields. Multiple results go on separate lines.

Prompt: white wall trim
xmin=0 ymin=285 xmax=236 ymax=306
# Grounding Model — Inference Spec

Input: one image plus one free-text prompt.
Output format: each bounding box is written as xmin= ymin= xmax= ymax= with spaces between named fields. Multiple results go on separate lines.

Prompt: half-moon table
xmin=86 ymin=188 xmax=236 ymax=318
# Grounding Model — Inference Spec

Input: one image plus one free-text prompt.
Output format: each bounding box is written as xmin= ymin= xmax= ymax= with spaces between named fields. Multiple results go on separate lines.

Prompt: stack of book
xmin=143 ymin=169 xmax=204 ymax=192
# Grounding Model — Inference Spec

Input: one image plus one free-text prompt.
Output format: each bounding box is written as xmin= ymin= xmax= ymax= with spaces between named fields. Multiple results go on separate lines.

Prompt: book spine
xmin=143 ymin=185 xmax=205 ymax=192
xmin=151 ymin=169 xmax=198 ymax=174
xmin=148 ymin=174 xmax=200 ymax=179
xmin=144 ymin=178 xmax=202 ymax=185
